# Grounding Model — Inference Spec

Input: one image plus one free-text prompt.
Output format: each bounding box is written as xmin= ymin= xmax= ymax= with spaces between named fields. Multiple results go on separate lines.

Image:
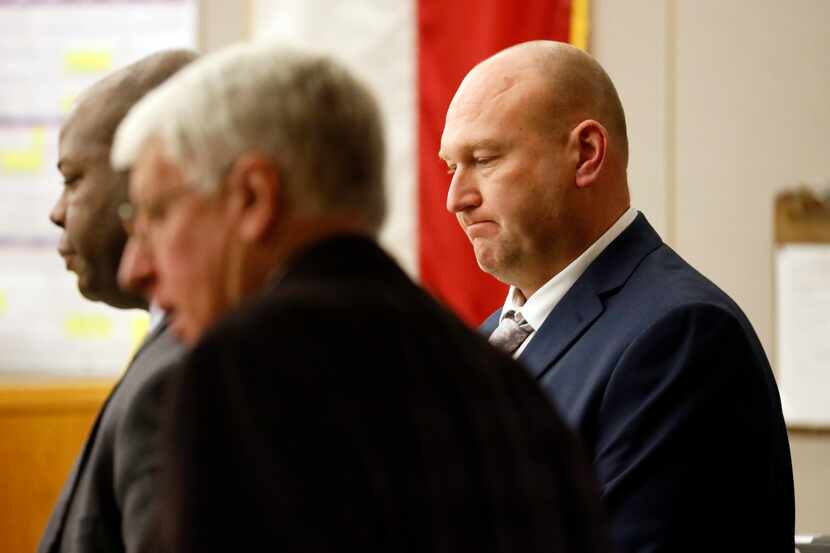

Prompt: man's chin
xmin=77 ymin=279 xmax=146 ymax=310
xmin=168 ymin=314 xmax=203 ymax=346
xmin=168 ymin=316 xmax=193 ymax=345
xmin=473 ymin=247 xmax=516 ymax=285
xmin=76 ymin=276 xmax=105 ymax=304
xmin=472 ymin=246 xmax=501 ymax=276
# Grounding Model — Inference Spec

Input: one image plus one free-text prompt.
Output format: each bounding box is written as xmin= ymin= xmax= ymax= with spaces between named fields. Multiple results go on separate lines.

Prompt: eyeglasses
xmin=118 ymin=186 xmax=194 ymax=246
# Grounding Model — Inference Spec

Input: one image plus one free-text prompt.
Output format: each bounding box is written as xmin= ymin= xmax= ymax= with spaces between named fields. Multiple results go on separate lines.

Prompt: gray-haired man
xmin=111 ymin=44 xmax=385 ymax=344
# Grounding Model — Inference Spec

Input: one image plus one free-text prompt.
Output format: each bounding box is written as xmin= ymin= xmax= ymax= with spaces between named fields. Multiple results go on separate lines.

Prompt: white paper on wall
xmin=776 ymin=243 xmax=830 ymax=427
xmin=0 ymin=247 xmax=149 ymax=375
xmin=0 ymin=0 xmax=196 ymax=374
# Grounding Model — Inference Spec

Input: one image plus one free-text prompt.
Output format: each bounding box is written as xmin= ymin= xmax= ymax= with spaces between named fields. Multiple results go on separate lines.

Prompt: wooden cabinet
xmin=0 ymin=378 xmax=112 ymax=553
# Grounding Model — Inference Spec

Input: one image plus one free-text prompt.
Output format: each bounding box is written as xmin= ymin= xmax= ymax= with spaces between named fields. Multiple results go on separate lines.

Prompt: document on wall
xmin=0 ymin=0 xmax=196 ymax=375
xmin=776 ymin=243 xmax=830 ymax=427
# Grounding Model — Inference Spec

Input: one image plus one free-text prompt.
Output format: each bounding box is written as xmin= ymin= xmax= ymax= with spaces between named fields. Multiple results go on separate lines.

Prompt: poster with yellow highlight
xmin=0 ymin=0 xmax=196 ymax=374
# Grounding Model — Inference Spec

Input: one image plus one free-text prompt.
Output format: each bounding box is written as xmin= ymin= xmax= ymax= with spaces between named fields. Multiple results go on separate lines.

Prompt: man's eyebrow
xmin=57 ymin=141 xmax=110 ymax=172
xmin=469 ymin=139 xmax=501 ymax=151
xmin=439 ymin=139 xmax=502 ymax=162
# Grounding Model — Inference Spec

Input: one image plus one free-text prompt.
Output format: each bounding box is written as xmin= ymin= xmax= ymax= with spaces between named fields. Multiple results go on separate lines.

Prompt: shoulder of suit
xmin=112 ymin=328 xmax=186 ymax=407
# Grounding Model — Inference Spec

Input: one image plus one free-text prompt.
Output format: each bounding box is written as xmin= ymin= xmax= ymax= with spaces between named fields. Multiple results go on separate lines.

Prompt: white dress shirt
xmin=498 ymin=207 xmax=638 ymax=357
xmin=148 ymin=302 xmax=166 ymax=334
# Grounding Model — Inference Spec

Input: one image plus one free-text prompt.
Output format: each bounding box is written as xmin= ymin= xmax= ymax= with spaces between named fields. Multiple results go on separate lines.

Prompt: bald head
xmin=441 ymin=41 xmax=630 ymax=296
xmin=66 ymin=49 xmax=198 ymax=148
xmin=463 ymin=40 xmax=628 ymax=164
xmin=51 ymin=50 xmax=197 ymax=309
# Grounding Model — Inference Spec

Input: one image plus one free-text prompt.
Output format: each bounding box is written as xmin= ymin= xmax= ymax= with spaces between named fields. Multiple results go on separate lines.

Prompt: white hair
xmin=112 ymin=41 xmax=386 ymax=230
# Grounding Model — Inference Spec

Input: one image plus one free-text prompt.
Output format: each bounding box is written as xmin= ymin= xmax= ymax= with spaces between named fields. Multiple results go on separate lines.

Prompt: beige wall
xmin=198 ymin=0 xmax=249 ymax=53
xmin=592 ymin=0 xmax=671 ymax=240
xmin=593 ymin=0 xmax=830 ymax=533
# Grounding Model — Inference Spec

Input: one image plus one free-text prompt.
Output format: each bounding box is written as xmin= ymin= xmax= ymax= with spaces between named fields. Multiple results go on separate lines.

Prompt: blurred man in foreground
xmin=111 ymin=42 xmax=613 ymax=552
xmin=440 ymin=40 xmax=794 ymax=552
xmin=42 ymin=50 xmax=195 ymax=553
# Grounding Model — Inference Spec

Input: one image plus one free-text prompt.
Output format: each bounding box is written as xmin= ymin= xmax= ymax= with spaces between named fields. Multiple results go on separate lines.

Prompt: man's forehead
xmin=59 ymin=93 xmax=116 ymax=147
xmin=60 ymin=72 xmax=129 ymax=146
xmin=441 ymin=76 xmax=547 ymax=154
xmin=58 ymin=116 xmax=111 ymax=169
xmin=458 ymin=53 xmax=546 ymax=97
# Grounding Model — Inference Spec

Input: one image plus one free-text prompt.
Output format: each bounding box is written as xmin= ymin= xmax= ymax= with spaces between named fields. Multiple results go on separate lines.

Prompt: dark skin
xmin=49 ymin=50 xmax=196 ymax=310
xmin=51 ymin=88 xmax=143 ymax=309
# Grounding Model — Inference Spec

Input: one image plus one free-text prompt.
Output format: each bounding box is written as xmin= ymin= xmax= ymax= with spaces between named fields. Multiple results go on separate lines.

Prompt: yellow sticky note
xmin=130 ymin=313 xmax=150 ymax=351
xmin=0 ymin=150 xmax=43 ymax=173
xmin=0 ymin=290 xmax=7 ymax=314
xmin=30 ymin=127 xmax=45 ymax=148
xmin=65 ymin=49 xmax=113 ymax=73
xmin=0 ymin=127 xmax=46 ymax=174
xmin=65 ymin=313 xmax=114 ymax=340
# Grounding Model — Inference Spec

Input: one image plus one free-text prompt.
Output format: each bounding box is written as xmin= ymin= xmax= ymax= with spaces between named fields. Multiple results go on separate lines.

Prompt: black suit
xmin=482 ymin=214 xmax=794 ymax=552
xmin=163 ymin=234 xmax=613 ymax=553
xmin=38 ymin=321 xmax=185 ymax=553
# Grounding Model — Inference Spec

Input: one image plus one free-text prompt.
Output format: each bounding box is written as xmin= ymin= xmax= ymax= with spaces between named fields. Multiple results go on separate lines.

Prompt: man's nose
xmin=118 ymin=238 xmax=156 ymax=298
xmin=49 ymin=192 xmax=67 ymax=228
xmin=445 ymin=167 xmax=482 ymax=214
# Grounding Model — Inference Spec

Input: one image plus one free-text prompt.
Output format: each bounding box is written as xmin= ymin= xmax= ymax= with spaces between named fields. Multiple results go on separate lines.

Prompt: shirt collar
xmin=148 ymin=302 xmax=166 ymax=334
xmin=499 ymin=207 xmax=638 ymax=330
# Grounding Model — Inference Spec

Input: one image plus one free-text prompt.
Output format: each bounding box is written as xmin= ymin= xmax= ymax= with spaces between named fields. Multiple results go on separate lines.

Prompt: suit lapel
xmin=480 ymin=310 xmax=500 ymax=336
xmin=519 ymin=283 xmax=604 ymax=379
xmin=480 ymin=294 xmax=603 ymax=381
xmin=518 ymin=214 xmax=663 ymax=380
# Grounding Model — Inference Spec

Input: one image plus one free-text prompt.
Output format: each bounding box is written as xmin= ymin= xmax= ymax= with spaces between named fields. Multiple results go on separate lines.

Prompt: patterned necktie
xmin=489 ymin=310 xmax=534 ymax=355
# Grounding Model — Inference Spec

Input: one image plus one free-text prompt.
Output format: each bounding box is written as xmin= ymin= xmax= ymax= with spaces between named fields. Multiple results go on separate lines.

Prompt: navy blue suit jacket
xmin=482 ymin=214 xmax=794 ymax=553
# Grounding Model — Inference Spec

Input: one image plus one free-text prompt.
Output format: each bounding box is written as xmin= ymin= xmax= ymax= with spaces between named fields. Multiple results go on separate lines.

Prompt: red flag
xmin=417 ymin=0 xmax=584 ymax=326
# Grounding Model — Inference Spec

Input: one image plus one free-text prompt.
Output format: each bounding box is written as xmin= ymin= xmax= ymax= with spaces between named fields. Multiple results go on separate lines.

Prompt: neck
xmin=515 ymin=204 xmax=630 ymax=300
xmin=265 ymin=214 xmax=373 ymax=278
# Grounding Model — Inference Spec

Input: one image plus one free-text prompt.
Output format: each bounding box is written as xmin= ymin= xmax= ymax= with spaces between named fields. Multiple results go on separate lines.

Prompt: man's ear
xmin=571 ymin=120 xmax=608 ymax=189
xmin=225 ymin=153 xmax=281 ymax=242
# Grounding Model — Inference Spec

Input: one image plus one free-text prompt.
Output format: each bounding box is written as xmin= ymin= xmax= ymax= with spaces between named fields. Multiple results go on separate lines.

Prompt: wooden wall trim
xmin=0 ymin=378 xmax=113 ymax=413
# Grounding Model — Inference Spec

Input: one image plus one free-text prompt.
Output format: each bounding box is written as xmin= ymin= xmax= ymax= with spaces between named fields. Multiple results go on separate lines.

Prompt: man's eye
xmin=475 ymin=157 xmax=495 ymax=166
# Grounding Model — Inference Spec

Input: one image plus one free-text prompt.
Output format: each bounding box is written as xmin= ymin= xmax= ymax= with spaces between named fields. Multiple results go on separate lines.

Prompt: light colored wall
xmin=198 ymin=0 xmax=249 ymax=53
xmin=593 ymin=0 xmax=830 ymax=533
xmin=592 ymin=0 xmax=670 ymax=240
xmin=674 ymin=0 xmax=830 ymax=366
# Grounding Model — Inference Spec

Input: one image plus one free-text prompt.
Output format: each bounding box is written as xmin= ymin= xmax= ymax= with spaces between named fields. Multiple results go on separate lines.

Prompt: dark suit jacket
xmin=482 ymin=214 xmax=794 ymax=553
xmin=37 ymin=320 xmax=185 ymax=553
xmin=163 ymin=234 xmax=613 ymax=553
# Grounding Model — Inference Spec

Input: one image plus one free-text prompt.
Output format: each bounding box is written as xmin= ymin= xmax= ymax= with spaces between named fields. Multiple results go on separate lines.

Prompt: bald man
xmin=41 ymin=50 xmax=195 ymax=553
xmin=440 ymin=41 xmax=794 ymax=553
